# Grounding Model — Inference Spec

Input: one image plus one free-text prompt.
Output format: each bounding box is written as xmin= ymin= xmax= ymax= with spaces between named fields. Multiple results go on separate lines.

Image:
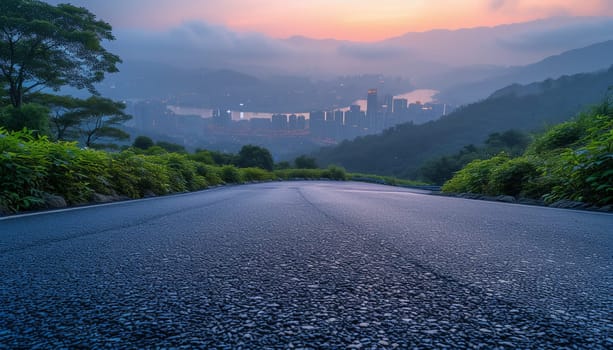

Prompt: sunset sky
xmin=47 ymin=0 xmax=613 ymax=41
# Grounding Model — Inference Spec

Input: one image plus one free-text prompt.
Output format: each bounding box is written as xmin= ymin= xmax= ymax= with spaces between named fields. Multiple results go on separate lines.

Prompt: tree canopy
xmin=237 ymin=145 xmax=274 ymax=171
xmin=0 ymin=0 xmax=120 ymax=108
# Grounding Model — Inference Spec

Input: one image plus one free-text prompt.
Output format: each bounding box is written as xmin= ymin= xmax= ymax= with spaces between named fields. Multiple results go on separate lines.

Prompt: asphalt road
xmin=0 ymin=181 xmax=611 ymax=348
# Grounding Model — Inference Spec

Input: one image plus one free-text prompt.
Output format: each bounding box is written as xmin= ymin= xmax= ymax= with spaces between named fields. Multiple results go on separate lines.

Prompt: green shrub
xmin=0 ymin=128 xmax=48 ymax=211
xmin=487 ymin=157 xmax=540 ymax=196
xmin=323 ymin=165 xmax=347 ymax=180
xmin=109 ymin=152 xmax=172 ymax=198
xmin=45 ymin=144 xmax=112 ymax=204
xmin=274 ymin=168 xmax=324 ymax=180
xmin=220 ymin=165 xmax=242 ymax=183
xmin=240 ymin=167 xmax=274 ymax=182
xmin=203 ymin=166 xmax=223 ymax=186
xmin=0 ymin=104 xmax=50 ymax=136
xmin=442 ymin=153 xmax=509 ymax=194
xmin=547 ymin=121 xmax=613 ymax=205
xmin=157 ymin=153 xmax=207 ymax=192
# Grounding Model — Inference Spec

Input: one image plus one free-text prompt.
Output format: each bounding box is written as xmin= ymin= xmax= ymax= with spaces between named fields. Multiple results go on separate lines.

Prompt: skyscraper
xmin=366 ymin=89 xmax=378 ymax=130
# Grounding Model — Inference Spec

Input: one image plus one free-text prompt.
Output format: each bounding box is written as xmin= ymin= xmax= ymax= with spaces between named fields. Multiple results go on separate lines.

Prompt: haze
xmin=45 ymin=0 xmax=613 ymax=41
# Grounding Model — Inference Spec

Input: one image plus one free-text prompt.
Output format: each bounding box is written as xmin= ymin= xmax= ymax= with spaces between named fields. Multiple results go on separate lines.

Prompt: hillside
xmin=313 ymin=66 xmax=613 ymax=179
xmin=437 ymin=40 xmax=613 ymax=105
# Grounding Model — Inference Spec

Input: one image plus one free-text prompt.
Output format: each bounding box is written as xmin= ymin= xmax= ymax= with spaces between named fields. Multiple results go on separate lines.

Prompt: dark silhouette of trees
xmin=294 ymin=155 xmax=318 ymax=169
xmin=237 ymin=145 xmax=274 ymax=171
xmin=0 ymin=0 xmax=120 ymax=109
xmin=133 ymin=136 xmax=155 ymax=150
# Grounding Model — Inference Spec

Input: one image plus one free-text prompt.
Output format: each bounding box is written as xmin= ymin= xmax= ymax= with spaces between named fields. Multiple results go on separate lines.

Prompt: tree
xmin=0 ymin=102 xmax=49 ymax=134
xmin=237 ymin=145 xmax=274 ymax=171
xmin=77 ymin=96 xmax=131 ymax=149
xmin=133 ymin=136 xmax=154 ymax=150
xmin=28 ymin=94 xmax=82 ymax=140
xmin=0 ymin=0 xmax=120 ymax=108
xmin=156 ymin=141 xmax=186 ymax=154
xmin=294 ymin=155 xmax=318 ymax=169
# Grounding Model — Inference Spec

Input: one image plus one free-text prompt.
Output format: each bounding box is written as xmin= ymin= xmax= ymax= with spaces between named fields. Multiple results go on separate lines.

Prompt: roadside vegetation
xmin=0 ymin=130 xmax=425 ymax=214
xmin=442 ymin=99 xmax=613 ymax=207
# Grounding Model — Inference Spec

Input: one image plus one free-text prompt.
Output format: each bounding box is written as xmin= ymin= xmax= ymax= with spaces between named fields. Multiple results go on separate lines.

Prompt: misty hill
xmin=437 ymin=40 xmax=613 ymax=105
xmin=313 ymin=66 xmax=613 ymax=179
xmin=108 ymin=17 xmax=613 ymax=83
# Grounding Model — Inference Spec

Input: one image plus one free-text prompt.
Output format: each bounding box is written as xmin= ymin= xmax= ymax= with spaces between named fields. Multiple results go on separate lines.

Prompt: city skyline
xmin=43 ymin=0 xmax=613 ymax=41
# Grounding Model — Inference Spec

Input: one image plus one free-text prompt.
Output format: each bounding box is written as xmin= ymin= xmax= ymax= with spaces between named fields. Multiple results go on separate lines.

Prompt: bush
xmin=0 ymin=128 xmax=48 ymax=211
xmin=157 ymin=153 xmax=207 ymax=192
xmin=275 ymin=168 xmax=324 ymax=180
xmin=323 ymin=165 xmax=347 ymax=180
xmin=444 ymin=100 xmax=612 ymax=206
xmin=202 ymin=165 xmax=223 ymax=186
xmin=487 ymin=157 xmax=540 ymax=197
xmin=109 ymin=152 xmax=171 ymax=198
xmin=442 ymin=153 xmax=509 ymax=194
xmin=240 ymin=167 xmax=274 ymax=182
xmin=220 ymin=165 xmax=242 ymax=183
xmin=0 ymin=104 xmax=50 ymax=136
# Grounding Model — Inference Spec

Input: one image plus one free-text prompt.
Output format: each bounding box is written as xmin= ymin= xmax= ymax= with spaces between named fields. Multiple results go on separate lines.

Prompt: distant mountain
xmin=313 ymin=66 xmax=613 ymax=179
xmin=107 ymin=16 xmax=613 ymax=82
xmin=436 ymin=40 xmax=613 ymax=105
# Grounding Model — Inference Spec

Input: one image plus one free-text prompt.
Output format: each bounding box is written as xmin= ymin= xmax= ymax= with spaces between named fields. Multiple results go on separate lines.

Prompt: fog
xmin=105 ymin=16 xmax=613 ymax=82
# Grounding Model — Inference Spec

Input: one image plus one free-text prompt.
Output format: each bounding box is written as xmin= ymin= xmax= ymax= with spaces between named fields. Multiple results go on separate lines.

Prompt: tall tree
xmin=0 ymin=0 xmax=120 ymax=108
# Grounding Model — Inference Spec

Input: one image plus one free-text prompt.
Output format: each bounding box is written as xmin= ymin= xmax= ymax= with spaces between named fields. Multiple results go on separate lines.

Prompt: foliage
xmin=420 ymin=130 xmax=531 ymax=184
xmin=348 ymin=173 xmax=425 ymax=187
xmin=156 ymin=141 xmax=186 ymax=154
xmin=323 ymin=165 xmax=348 ymax=180
xmin=77 ymin=96 xmax=131 ymax=148
xmin=236 ymin=144 xmax=274 ymax=171
xmin=210 ymin=150 xmax=236 ymax=165
xmin=189 ymin=150 xmax=215 ymax=165
xmin=545 ymin=114 xmax=613 ymax=206
xmin=294 ymin=155 xmax=318 ymax=169
xmin=0 ymin=128 xmax=48 ymax=211
xmin=220 ymin=165 xmax=242 ymax=184
xmin=240 ymin=167 xmax=274 ymax=182
xmin=442 ymin=100 xmax=613 ymax=206
xmin=275 ymin=161 xmax=291 ymax=170
xmin=0 ymin=0 xmax=120 ymax=108
xmin=441 ymin=153 xmax=510 ymax=194
xmin=0 ymin=104 xmax=50 ymax=135
xmin=314 ymin=68 xmax=613 ymax=178
xmin=132 ymin=136 xmax=154 ymax=150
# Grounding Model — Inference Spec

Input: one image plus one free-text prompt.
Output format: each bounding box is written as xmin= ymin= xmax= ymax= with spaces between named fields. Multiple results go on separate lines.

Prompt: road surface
xmin=0 ymin=181 xmax=611 ymax=348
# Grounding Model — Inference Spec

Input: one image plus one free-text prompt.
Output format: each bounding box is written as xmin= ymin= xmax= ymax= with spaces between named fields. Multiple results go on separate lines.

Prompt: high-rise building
xmin=309 ymin=111 xmax=326 ymax=137
xmin=367 ymin=89 xmax=378 ymax=118
xmin=393 ymin=98 xmax=408 ymax=114
xmin=271 ymin=114 xmax=288 ymax=130
xmin=333 ymin=110 xmax=344 ymax=125
xmin=288 ymin=114 xmax=298 ymax=129
xmin=345 ymin=105 xmax=363 ymax=127
xmin=383 ymin=94 xmax=394 ymax=113
xmin=366 ymin=89 xmax=378 ymax=130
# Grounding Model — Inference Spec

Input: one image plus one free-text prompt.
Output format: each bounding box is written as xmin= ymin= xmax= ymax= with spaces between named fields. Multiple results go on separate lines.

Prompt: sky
xmin=47 ymin=0 xmax=613 ymax=41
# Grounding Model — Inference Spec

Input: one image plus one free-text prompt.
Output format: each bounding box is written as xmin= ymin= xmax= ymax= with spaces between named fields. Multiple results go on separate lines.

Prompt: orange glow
xmin=106 ymin=0 xmax=613 ymax=41
xmin=216 ymin=0 xmax=613 ymax=41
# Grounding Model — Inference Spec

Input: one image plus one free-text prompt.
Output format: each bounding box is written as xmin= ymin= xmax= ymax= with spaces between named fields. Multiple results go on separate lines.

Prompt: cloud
xmin=337 ymin=44 xmax=411 ymax=60
xmin=497 ymin=18 xmax=613 ymax=52
xmin=489 ymin=0 xmax=508 ymax=11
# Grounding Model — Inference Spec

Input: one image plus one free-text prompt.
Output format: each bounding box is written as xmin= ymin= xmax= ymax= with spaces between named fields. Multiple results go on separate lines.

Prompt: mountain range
xmin=313 ymin=66 xmax=613 ymax=178
xmin=436 ymin=40 xmax=613 ymax=104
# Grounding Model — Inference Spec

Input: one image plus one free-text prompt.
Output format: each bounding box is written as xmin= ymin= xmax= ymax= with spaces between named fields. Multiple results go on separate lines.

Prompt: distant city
xmin=126 ymin=89 xmax=455 ymax=157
